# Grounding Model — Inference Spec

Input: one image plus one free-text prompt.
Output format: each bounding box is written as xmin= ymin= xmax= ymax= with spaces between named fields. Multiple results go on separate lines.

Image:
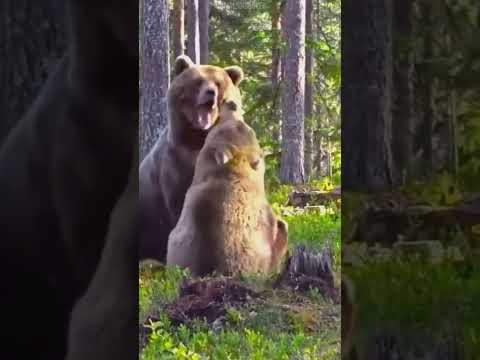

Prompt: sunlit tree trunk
xmin=199 ymin=0 xmax=209 ymax=64
xmin=279 ymin=0 xmax=306 ymax=185
xmin=140 ymin=0 xmax=170 ymax=161
xmin=0 ymin=0 xmax=66 ymax=144
xmin=271 ymin=0 xmax=283 ymax=142
xmin=304 ymin=0 xmax=314 ymax=180
xmin=186 ymin=0 xmax=200 ymax=63
xmin=173 ymin=0 xmax=185 ymax=58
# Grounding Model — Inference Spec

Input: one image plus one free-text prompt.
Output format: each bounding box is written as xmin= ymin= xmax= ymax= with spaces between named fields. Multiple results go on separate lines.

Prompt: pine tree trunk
xmin=140 ymin=0 xmax=170 ymax=161
xmin=279 ymin=0 xmax=306 ymax=185
xmin=391 ymin=0 xmax=415 ymax=184
xmin=0 ymin=0 xmax=66 ymax=144
xmin=341 ymin=0 xmax=394 ymax=191
xmin=173 ymin=0 xmax=185 ymax=59
xmin=304 ymin=0 xmax=314 ymax=181
xmin=198 ymin=0 xmax=209 ymax=64
xmin=186 ymin=0 xmax=200 ymax=64
xmin=271 ymin=0 xmax=283 ymax=143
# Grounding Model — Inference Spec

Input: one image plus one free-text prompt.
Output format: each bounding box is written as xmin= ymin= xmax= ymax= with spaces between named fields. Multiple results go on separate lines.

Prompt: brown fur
xmin=342 ymin=276 xmax=356 ymax=359
xmin=167 ymin=117 xmax=288 ymax=277
xmin=139 ymin=55 xmax=244 ymax=262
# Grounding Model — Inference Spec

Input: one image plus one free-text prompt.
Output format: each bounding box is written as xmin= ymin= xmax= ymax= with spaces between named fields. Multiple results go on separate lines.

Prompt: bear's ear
xmin=174 ymin=55 xmax=194 ymax=76
xmin=224 ymin=66 xmax=244 ymax=87
xmin=224 ymin=100 xmax=238 ymax=112
xmin=213 ymin=145 xmax=236 ymax=166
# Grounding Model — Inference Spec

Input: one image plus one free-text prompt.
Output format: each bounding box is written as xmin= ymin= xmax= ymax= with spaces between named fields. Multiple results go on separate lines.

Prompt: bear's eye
xmin=251 ymin=158 xmax=261 ymax=170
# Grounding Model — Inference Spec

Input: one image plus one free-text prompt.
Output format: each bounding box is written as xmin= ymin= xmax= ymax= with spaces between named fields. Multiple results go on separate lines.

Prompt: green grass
xmin=139 ymin=182 xmax=341 ymax=359
xmin=344 ymin=260 xmax=480 ymax=357
xmin=140 ymin=270 xmax=340 ymax=360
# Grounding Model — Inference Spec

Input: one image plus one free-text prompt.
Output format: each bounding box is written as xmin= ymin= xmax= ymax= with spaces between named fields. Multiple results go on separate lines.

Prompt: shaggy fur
xmin=139 ymin=55 xmax=244 ymax=263
xmin=167 ymin=116 xmax=288 ymax=277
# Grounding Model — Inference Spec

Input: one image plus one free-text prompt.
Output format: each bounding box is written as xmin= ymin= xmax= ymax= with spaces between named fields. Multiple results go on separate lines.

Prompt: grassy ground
xmin=344 ymin=259 xmax=480 ymax=358
xmin=139 ymin=183 xmax=341 ymax=359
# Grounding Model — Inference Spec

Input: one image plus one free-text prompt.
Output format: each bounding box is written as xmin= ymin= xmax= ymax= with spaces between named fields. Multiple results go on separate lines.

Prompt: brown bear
xmin=66 ymin=154 xmax=138 ymax=360
xmin=166 ymin=115 xmax=288 ymax=277
xmin=139 ymin=55 xmax=244 ymax=263
xmin=0 ymin=1 xmax=137 ymax=359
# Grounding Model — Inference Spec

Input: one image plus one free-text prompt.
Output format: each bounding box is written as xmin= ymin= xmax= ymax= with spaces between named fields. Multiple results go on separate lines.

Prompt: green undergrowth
xmin=140 ymin=266 xmax=340 ymax=360
xmin=268 ymin=182 xmax=341 ymax=265
xmin=139 ymin=181 xmax=342 ymax=359
xmin=344 ymin=260 xmax=480 ymax=357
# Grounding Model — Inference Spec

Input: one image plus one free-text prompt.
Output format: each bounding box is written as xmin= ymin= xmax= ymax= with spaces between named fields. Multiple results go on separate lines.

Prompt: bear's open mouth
xmin=195 ymin=100 xmax=217 ymax=130
xmin=199 ymin=99 xmax=215 ymax=109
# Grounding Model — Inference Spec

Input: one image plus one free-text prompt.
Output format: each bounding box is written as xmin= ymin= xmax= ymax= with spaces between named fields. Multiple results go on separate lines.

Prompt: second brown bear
xmin=167 ymin=111 xmax=288 ymax=277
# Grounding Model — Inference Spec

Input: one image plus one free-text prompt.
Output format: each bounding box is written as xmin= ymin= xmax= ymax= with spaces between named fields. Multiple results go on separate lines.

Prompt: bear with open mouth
xmin=139 ymin=55 xmax=244 ymax=263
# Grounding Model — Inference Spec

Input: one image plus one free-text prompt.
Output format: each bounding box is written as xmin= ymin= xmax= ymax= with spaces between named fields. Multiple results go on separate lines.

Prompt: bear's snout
xmin=197 ymin=83 xmax=218 ymax=108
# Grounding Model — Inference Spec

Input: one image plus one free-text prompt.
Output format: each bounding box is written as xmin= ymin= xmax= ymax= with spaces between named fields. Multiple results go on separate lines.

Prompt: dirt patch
xmin=140 ymin=277 xmax=258 ymax=350
xmin=165 ymin=277 xmax=259 ymax=324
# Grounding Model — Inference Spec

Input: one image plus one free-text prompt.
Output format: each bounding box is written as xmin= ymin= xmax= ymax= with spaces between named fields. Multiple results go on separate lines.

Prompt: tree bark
xmin=198 ymin=0 xmax=209 ymax=64
xmin=279 ymin=0 xmax=306 ymax=185
xmin=304 ymin=0 xmax=314 ymax=180
xmin=186 ymin=0 xmax=200 ymax=64
xmin=0 ymin=0 xmax=66 ymax=145
xmin=341 ymin=0 xmax=394 ymax=192
xmin=173 ymin=0 xmax=185 ymax=59
xmin=271 ymin=0 xmax=284 ymax=143
xmin=140 ymin=0 xmax=170 ymax=161
xmin=391 ymin=0 xmax=415 ymax=184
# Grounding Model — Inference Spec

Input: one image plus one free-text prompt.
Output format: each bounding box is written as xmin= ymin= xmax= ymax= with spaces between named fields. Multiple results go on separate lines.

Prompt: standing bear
xmin=139 ymin=55 xmax=244 ymax=263
xmin=167 ymin=111 xmax=289 ymax=277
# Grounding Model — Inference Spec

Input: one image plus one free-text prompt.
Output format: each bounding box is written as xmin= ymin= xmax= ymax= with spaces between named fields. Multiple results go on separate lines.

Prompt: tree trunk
xmin=0 ymin=0 xmax=66 ymax=145
xmin=271 ymin=0 xmax=283 ymax=142
xmin=198 ymin=0 xmax=209 ymax=64
xmin=304 ymin=0 xmax=314 ymax=181
xmin=140 ymin=0 xmax=144 ymax=90
xmin=173 ymin=0 xmax=185 ymax=59
xmin=186 ymin=0 xmax=200 ymax=64
xmin=140 ymin=0 xmax=170 ymax=161
xmin=279 ymin=0 xmax=306 ymax=185
xmin=341 ymin=0 xmax=394 ymax=192
xmin=391 ymin=0 xmax=415 ymax=184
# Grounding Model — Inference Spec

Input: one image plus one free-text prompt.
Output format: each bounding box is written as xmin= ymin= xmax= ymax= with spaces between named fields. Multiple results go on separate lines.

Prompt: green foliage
xmin=209 ymin=0 xmax=341 ymax=183
xmin=285 ymin=211 xmax=340 ymax=262
xmin=141 ymin=316 xmax=338 ymax=360
xmin=403 ymin=172 xmax=463 ymax=206
xmin=345 ymin=261 xmax=480 ymax=356
xmin=139 ymin=265 xmax=188 ymax=322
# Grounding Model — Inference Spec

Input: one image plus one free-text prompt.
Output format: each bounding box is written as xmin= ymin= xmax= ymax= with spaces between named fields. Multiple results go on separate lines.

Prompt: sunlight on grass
xmin=139 ymin=180 xmax=342 ymax=359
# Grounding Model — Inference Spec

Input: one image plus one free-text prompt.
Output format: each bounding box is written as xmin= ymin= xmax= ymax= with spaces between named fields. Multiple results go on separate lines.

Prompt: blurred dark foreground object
xmin=65 ymin=158 xmax=138 ymax=360
xmin=0 ymin=0 xmax=137 ymax=359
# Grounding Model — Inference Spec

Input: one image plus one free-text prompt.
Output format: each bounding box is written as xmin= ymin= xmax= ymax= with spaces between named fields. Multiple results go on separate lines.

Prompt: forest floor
xmin=139 ymin=183 xmax=342 ymax=360
xmin=342 ymin=188 xmax=480 ymax=359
